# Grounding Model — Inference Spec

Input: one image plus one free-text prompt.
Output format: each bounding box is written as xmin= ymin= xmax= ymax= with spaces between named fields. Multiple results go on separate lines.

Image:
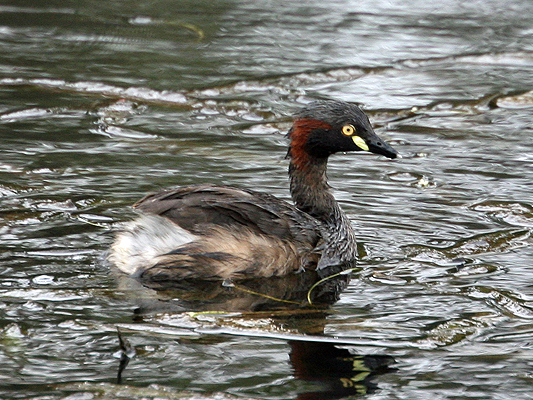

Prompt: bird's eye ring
xmin=342 ymin=124 xmax=355 ymax=136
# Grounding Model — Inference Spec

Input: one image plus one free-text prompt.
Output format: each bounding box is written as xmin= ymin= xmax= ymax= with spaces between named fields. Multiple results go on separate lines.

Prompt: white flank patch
xmin=109 ymin=215 xmax=198 ymax=275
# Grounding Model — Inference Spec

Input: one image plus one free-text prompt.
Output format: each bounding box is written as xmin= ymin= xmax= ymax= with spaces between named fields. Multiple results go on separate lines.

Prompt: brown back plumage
xmin=134 ymin=184 xmax=322 ymax=245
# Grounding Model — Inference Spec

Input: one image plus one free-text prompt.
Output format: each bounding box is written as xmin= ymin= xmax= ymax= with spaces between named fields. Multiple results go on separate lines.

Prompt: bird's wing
xmin=133 ymin=184 xmax=322 ymax=246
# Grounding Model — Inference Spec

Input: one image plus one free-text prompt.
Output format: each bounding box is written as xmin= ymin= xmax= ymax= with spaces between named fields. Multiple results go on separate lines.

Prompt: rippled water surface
xmin=1 ymin=1 xmax=533 ymax=399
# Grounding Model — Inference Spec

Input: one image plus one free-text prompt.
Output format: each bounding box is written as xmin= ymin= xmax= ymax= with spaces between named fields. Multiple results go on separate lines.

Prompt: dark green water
xmin=1 ymin=1 xmax=533 ymax=399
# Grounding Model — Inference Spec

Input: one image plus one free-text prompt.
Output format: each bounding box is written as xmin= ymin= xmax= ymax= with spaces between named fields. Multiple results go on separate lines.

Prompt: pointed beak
xmin=366 ymin=134 xmax=398 ymax=159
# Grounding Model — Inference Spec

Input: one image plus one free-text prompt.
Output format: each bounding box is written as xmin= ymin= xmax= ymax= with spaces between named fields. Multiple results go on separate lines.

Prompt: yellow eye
xmin=342 ymin=124 xmax=355 ymax=136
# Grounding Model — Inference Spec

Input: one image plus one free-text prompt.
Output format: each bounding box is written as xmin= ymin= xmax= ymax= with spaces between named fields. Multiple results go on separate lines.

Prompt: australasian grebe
xmin=110 ymin=100 xmax=398 ymax=282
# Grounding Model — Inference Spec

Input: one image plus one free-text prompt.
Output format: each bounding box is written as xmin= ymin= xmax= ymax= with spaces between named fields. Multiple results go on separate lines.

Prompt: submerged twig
xmin=116 ymin=327 xmax=136 ymax=384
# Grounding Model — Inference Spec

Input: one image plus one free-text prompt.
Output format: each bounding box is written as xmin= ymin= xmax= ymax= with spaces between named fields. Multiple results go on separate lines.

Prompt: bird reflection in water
xmin=123 ymin=263 xmax=352 ymax=313
xmin=289 ymin=340 xmax=395 ymax=399
xmin=114 ymin=269 xmax=395 ymax=398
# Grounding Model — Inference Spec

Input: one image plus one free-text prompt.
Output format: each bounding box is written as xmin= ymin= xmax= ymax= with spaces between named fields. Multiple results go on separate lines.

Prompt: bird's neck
xmin=288 ymin=156 xmax=344 ymax=225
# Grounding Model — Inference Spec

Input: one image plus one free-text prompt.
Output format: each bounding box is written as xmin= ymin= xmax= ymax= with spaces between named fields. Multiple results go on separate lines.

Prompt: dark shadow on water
xmin=117 ymin=265 xmax=353 ymax=313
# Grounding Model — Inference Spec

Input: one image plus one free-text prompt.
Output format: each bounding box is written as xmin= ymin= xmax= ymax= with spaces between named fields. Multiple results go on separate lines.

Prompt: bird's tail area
xmin=109 ymin=215 xmax=198 ymax=276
